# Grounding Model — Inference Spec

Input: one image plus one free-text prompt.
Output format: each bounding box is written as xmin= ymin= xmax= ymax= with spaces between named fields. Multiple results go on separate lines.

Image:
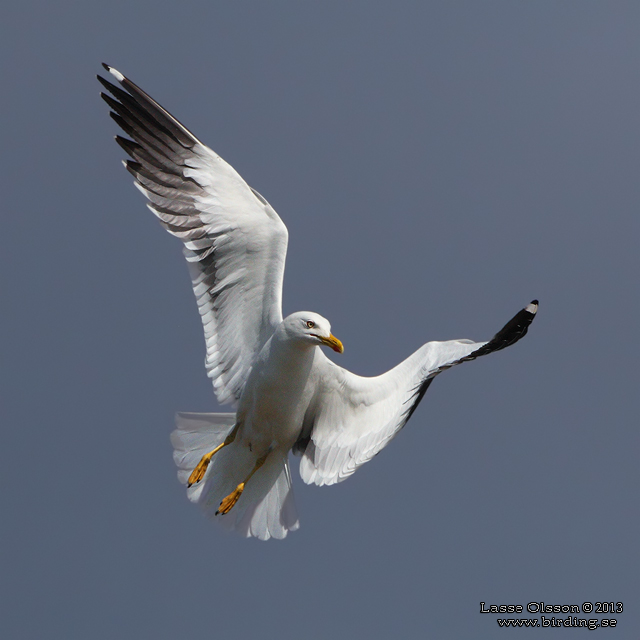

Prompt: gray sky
xmin=2 ymin=1 xmax=638 ymax=638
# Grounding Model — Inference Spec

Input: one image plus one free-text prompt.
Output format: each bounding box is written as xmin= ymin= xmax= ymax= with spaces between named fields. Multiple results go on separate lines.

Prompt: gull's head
xmin=283 ymin=312 xmax=344 ymax=353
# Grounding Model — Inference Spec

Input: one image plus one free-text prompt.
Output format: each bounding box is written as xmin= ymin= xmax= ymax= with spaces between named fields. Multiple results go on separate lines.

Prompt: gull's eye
xmin=306 ymin=320 xmax=316 ymax=329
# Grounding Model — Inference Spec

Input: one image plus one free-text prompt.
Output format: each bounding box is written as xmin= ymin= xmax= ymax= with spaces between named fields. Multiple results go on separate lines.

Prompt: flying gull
xmin=98 ymin=64 xmax=538 ymax=540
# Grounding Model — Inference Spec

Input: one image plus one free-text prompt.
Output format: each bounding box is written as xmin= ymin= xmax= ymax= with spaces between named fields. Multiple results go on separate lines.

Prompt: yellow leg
xmin=187 ymin=425 xmax=239 ymax=487
xmin=216 ymin=450 xmax=271 ymax=516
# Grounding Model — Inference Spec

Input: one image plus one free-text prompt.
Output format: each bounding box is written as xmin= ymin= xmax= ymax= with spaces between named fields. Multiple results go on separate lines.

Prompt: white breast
xmin=237 ymin=333 xmax=318 ymax=451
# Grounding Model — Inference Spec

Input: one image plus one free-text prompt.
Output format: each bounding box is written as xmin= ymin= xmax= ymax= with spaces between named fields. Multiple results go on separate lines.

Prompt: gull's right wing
xmin=99 ymin=65 xmax=289 ymax=406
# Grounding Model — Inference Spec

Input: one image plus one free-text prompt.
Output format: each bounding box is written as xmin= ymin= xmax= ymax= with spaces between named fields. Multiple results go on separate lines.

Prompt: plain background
xmin=1 ymin=2 xmax=638 ymax=638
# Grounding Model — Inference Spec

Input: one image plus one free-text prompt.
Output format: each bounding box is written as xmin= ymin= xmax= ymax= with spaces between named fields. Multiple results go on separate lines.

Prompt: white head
xmin=281 ymin=312 xmax=344 ymax=353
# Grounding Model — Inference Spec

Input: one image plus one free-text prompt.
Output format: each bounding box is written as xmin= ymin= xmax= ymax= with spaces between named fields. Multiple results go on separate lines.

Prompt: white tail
xmin=171 ymin=413 xmax=300 ymax=540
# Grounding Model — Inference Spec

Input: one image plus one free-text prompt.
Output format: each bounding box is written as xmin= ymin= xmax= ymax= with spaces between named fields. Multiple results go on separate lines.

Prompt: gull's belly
xmin=240 ymin=379 xmax=312 ymax=451
xmin=237 ymin=342 xmax=316 ymax=452
xmin=248 ymin=396 xmax=305 ymax=446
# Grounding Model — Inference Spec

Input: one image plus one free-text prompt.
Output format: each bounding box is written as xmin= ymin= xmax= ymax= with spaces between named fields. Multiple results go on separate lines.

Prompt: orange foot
xmin=187 ymin=451 xmax=215 ymax=487
xmin=216 ymin=483 xmax=245 ymax=515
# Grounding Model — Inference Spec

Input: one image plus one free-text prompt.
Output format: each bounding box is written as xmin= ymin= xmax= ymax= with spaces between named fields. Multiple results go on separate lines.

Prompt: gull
xmin=98 ymin=64 xmax=538 ymax=540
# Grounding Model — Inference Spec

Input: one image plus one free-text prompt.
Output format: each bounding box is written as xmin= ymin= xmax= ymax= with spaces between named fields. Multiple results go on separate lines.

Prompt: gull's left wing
xmin=98 ymin=65 xmax=289 ymax=406
xmin=298 ymin=301 xmax=538 ymax=486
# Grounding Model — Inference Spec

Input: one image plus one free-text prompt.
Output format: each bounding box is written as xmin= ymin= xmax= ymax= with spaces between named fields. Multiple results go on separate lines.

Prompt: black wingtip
xmin=115 ymin=135 xmax=141 ymax=158
xmin=482 ymin=301 xmax=538 ymax=354
xmin=97 ymin=74 xmax=117 ymax=95
xmin=102 ymin=62 xmax=111 ymax=71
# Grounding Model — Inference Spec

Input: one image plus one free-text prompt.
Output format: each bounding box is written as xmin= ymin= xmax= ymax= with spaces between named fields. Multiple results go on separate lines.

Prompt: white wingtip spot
xmin=108 ymin=66 xmax=125 ymax=82
xmin=525 ymin=301 xmax=539 ymax=314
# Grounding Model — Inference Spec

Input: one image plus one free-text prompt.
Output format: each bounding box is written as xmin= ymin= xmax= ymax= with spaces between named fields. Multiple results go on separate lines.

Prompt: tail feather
xmin=171 ymin=412 xmax=300 ymax=540
xmin=171 ymin=412 xmax=236 ymax=487
xmin=231 ymin=454 xmax=300 ymax=540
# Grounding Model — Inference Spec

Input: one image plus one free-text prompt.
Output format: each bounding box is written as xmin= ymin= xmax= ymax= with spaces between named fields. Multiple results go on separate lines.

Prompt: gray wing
xmin=299 ymin=301 xmax=538 ymax=486
xmin=99 ymin=65 xmax=288 ymax=406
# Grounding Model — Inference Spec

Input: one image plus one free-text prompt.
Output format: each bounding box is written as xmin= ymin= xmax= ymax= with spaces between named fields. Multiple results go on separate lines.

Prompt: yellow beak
xmin=318 ymin=334 xmax=344 ymax=354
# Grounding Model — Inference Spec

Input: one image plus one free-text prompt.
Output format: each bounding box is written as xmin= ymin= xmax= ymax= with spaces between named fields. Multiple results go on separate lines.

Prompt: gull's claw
xmin=186 ymin=429 xmax=240 ymax=487
xmin=216 ymin=483 xmax=245 ymax=515
xmin=187 ymin=451 xmax=215 ymax=487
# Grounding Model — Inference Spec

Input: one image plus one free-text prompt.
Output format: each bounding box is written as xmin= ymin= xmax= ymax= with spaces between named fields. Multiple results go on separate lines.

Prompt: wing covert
xmin=99 ymin=65 xmax=288 ymax=405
